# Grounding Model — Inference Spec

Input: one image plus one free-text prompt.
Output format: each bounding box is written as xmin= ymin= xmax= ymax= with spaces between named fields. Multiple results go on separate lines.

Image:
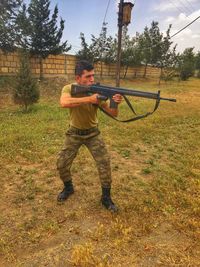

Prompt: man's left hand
xmin=112 ymin=94 xmax=123 ymax=104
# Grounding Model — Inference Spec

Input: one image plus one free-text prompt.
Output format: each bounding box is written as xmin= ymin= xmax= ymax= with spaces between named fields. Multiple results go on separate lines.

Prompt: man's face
xmin=76 ymin=70 xmax=94 ymax=86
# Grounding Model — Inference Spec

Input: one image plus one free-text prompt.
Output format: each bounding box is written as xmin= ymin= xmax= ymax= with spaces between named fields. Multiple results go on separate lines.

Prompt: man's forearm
xmin=60 ymin=96 xmax=94 ymax=108
xmin=101 ymin=103 xmax=119 ymax=117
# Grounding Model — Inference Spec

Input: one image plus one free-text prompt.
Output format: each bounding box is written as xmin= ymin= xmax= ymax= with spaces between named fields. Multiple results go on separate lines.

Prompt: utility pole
xmin=116 ymin=0 xmax=124 ymax=87
xmin=116 ymin=1 xmax=134 ymax=87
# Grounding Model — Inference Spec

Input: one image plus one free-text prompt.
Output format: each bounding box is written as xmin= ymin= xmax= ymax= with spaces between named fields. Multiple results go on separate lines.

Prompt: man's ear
xmin=75 ymin=75 xmax=80 ymax=83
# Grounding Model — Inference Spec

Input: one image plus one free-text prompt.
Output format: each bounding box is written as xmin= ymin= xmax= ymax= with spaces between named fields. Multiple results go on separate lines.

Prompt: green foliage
xmin=195 ymin=51 xmax=200 ymax=78
xmin=27 ymin=0 xmax=71 ymax=58
xmin=0 ymin=0 xmax=22 ymax=52
xmin=195 ymin=51 xmax=200 ymax=70
xmin=138 ymin=25 xmax=152 ymax=67
xmin=138 ymin=21 xmax=178 ymax=80
xmin=77 ymin=20 xmax=179 ymax=80
xmin=149 ymin=21 xmax=163 ymax=65
xmin=14 ymin=0 xmax=71 ymax=79
xmin=76 ymin=32 xmax=95 ymax=63
xmin=91 ymin=23 xmax=115 ymax=63
xmin=15 ymin=3 xmax=31 ymax=49
xmin=76 ymin=23 xmax=116 ymax=67
xmin=13 ymin=50 xmax=39 ymax=111
xmin=178 ymin=48 xmax=196 ymax=81
xmin=121 ymin=26 xmax=142 ymax=77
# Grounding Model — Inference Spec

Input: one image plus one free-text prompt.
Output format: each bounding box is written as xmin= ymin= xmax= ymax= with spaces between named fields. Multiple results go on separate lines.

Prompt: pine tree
xmin=27 ymin=0 xmax=71 ymax=79
xmin=15 ymin=3 xmax=31 ymax=50
xmin=0 ymin=0 xmax=22 ymax=52
xmin=13 ymin=50 xmax=39 ymax=111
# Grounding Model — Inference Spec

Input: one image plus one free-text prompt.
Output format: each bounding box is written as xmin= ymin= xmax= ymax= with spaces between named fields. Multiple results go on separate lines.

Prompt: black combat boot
xmin=57 ymin=180 xmax=74 ymax=202
xmin=101 ymin=187 xmax=118 ymax=212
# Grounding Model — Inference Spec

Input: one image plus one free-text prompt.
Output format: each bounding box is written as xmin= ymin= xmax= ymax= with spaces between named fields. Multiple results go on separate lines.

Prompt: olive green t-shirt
xmin=62 ymin=84 xmax=104 ymax=129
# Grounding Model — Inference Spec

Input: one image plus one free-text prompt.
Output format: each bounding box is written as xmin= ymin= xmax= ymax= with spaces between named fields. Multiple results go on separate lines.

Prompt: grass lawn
xmin=0 ymin=77 xmax=199 ymax=266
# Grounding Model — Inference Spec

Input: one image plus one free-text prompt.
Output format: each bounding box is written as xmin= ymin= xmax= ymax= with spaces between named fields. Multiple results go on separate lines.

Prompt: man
xmin=57 ymin=60 xmax=122 ymax=212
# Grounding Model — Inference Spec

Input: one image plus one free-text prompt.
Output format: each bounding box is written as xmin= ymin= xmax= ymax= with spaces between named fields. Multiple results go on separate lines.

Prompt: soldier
xmin=57 ymin=60 xmax=122 ymax=212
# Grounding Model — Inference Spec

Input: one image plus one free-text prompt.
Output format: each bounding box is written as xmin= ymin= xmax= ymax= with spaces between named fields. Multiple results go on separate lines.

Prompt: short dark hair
xmin=75 ymin=60 xmax=94 ymax=76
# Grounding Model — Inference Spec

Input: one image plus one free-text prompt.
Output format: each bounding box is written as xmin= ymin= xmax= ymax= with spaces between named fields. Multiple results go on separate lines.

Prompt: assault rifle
xmin=71 ymin=83 xmax=176 ymax=123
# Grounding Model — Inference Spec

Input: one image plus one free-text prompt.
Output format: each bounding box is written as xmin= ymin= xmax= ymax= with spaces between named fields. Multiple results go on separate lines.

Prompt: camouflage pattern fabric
xmin=57 ymin=127 xmax=112 ymax=188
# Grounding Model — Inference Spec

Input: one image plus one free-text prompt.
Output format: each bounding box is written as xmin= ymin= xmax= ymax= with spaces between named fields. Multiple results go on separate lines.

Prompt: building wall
xmin=0 ymin=50 xmax=161 ymax=79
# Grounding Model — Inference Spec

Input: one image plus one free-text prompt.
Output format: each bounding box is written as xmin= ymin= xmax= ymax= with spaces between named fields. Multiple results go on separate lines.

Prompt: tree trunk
xmin=143 ymin=63 xmax=147 ymax=78
xmin=158 ymin=67 xmax=163 ymax=85
xmin=100 ymin=60 xmax=103 ymax=78
xmin=134 ymin=70 xmax=137 ymax=78
xmin=123 ymin=65 xmax=128 ymax=79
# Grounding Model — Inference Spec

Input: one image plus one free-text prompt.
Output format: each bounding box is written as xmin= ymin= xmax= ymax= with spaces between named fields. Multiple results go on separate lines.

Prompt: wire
xmin=177 ymin=0 xmax=194 ymax=14
xmin=99 ymin=0 xmax=111 ymax=35
xmin=168 ymin=0 xmax=189 ymax=16
xmin=170 ymin=15 xmax=200 ymax=38
xmin=102 ymin=0 xmax=111 ymax=25
xmin=184 ymin=0 xmax=195 ymax=12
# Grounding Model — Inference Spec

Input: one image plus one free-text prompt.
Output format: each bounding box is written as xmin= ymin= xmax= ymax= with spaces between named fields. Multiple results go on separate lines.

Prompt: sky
xmin=26 ymin=0 xmax=200 ymax=55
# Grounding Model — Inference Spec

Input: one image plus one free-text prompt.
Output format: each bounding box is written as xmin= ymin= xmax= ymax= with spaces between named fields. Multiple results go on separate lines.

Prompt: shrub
xmin=13 ymin=50 xmax=39 ymax=111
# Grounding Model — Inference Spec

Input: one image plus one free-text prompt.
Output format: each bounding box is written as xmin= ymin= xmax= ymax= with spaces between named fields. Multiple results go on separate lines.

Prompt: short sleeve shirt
xmin=62 ymin=84 xmax=104 ymax=129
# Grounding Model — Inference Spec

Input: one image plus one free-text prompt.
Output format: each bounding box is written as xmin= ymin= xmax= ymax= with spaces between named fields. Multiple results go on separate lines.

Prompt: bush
xmin=180 ymin=68 xmax=193 ymax=81
xmin=13 ymin=50 xmax=39 ymax=111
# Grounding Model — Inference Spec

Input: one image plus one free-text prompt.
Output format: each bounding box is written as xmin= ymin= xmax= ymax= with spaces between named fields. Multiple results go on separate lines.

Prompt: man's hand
xmin=89 ymin=93 xmax=100 ymax=105
xmin=112 ymin=94 xmax=123 ymax=104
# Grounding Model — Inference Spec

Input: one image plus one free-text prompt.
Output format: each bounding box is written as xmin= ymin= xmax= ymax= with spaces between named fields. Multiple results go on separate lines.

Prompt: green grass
xmin=0 ymin=77 xmax=199 ymax=266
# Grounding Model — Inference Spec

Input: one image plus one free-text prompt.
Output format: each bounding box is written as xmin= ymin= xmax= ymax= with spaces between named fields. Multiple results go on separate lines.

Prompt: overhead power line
xmin=102 ymin=0 xmax=111 ymax=25
xmin=171 ymin=15 xmax=200 ymax=38
xmin=99 ymin=0 xmax=111 ymax=35
xmin=184 ymin=0 xmax=195 ymax=12
xmin=177 ymin=0 xmax=193 ymax=14
xmin=169 ymin=0 xmax=189 ymax=17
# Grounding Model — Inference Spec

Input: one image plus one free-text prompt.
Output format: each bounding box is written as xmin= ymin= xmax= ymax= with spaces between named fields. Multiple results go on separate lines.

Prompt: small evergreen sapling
xmin=13 ymin=50 xmax=39 ymax=111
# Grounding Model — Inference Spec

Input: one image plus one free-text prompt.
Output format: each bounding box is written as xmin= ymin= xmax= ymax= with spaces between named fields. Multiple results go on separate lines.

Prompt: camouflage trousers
xmin=56 ymin=127 xmax=112 ymax=188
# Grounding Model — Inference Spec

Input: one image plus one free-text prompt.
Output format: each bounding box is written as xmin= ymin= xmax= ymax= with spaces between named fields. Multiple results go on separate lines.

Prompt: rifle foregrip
xmin=110 ymin=98 xmax=118 ymax=109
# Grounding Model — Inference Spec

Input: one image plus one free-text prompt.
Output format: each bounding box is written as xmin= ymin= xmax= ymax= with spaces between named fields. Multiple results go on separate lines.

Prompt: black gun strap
xmin=123 ymin=95 xmax=137 ymax=115
xmin=98 ymin=97 xmax=161 ymax=123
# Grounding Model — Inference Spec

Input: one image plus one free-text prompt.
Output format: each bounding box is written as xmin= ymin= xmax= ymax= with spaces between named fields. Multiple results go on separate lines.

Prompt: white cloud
xmin=192 ymin=34 xmax=200 ymax=39
xmin=165 ymin=16 xmax=175 ymax=23
xmin=160 ymin=6 xmax=200 ymax=52
xmin=153 ymin=2 xmax=175 ymax=12
xmin=153 ymin=0 xmax=199 ymax=16
xmin=178 ymin=13 xmax=188 ymax=21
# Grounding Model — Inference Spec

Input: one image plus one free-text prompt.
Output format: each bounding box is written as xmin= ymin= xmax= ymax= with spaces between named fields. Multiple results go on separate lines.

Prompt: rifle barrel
xmin=160 ymin=97 xmax=176 ymax=102
xmin=92 ymin=85 xmax=159 ymax=99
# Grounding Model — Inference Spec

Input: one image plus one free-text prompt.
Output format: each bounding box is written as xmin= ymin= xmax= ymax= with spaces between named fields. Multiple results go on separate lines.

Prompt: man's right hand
xmin=89 ymin=93 xmax=100 ymax=105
